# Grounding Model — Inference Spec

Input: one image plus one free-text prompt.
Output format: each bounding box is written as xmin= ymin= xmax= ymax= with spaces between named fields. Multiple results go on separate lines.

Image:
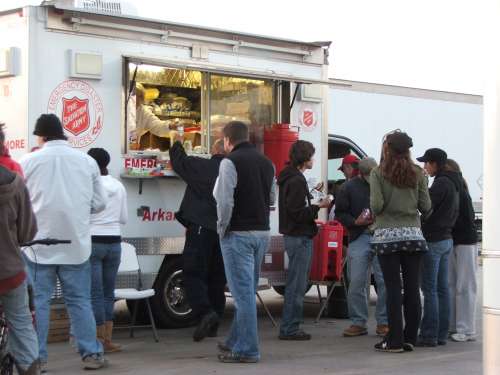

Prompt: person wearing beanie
xmin=88 ymin=148 xmax=128 ymax=353
xmin=370 ymin=130 xmax=431 ymax=353
xmin=20 ymin=114 xmax=108 ymax=371
xmin=417 ymin=148 xmax=460 ymax=347
xmin=335 ymin=157 xmax=388 ymax=338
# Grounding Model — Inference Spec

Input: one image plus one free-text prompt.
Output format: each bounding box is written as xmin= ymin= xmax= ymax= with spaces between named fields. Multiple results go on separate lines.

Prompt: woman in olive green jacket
xmin=370 ymin=131 xmax=431 ymax=353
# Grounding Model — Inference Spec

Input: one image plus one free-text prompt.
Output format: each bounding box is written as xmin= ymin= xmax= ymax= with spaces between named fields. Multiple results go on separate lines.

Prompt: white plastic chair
xmin=114 ymin=242 xmax=159 ymax=342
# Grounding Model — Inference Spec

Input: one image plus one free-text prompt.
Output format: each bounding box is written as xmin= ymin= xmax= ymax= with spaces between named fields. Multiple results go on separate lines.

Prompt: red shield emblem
xmin=61 ymin=97 xmax=90 ymax=136
xmin=303 ymin=110 xmax=315 ymax=127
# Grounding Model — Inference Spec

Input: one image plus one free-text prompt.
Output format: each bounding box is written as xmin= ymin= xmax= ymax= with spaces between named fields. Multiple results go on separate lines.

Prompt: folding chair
xmin=114 ymin=242 xmax=159 ymax=342
xmin=314 ymin=256 xmax=348 ymax=323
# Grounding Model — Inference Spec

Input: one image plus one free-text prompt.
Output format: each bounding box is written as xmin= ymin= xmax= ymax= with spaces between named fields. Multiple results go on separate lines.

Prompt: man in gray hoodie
xmin=0 ymin=165 xmax=39 ymax=374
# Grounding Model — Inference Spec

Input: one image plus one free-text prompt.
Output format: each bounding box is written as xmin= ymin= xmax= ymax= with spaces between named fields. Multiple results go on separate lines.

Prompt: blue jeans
xmin=0 ymin=281 xmax=39 ymax=370
xmin=420 ymin=239 xmax=453 ymax=343
xmin=347 ymin=233 xmax=387 ymax=327
xmin=280 ymin=235 xmax=313 ymax=336
xmin=90 ymin=242 xmax=122 ymax=325
xmin=24 ymin=258 xmax=103 ymax=362
xmin=220 ymin=231 xmax=270 ymax=360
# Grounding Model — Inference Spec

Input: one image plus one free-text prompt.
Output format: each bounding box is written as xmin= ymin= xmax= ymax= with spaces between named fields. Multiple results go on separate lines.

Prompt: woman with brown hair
xmin=370 ymin=131 xmax=432 ymax=353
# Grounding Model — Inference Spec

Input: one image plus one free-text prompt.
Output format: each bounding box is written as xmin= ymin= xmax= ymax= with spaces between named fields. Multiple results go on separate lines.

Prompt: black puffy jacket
xmin=422 ymin=171 xmax=460 ymax=242
xmin=452 ymin=174 xmax=478 ymax=245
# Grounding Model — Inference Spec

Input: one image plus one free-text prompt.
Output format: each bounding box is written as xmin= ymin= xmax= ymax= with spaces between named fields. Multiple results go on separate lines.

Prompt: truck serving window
xmin=210 ymin=75 xmax=274 ymax=152
xmin=126 ymin=63 xmax=203 ymax=153
xmin=125 ymin=62 xmax=277 ymax=156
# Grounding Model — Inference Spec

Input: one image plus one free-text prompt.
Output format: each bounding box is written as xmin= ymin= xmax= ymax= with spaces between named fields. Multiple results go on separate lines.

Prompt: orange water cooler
xmin=310 ymin=221 xmax=344 ymax=281
xmin=263 ymin=123 xmax=299 ymax=176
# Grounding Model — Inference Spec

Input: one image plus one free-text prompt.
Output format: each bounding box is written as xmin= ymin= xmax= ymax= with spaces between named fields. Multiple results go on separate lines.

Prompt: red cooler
xmin=310 ymin=221 xmax=344 ymax=281
xmin=264 ymin=123 xmax=299 ymax=176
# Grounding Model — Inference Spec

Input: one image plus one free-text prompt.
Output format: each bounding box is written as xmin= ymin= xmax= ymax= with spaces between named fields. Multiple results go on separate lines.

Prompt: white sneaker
xmin=450 ymin=333 xmax=477 ymax=342
xmin=82 ymin=354 xmax=108 ymax=370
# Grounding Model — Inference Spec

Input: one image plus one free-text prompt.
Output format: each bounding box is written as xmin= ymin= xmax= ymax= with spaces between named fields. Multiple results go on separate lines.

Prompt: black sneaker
xmin=437 ymin=340 xmax=447 ymax=346
xmin=217 ymin=352 xmax=259 ymax=363
xmin=374 ymin=340 xmax=404 ymax=353
xmin=217 ymin=342 xmax=231 ymax=353
xmin=207 ymin=322 xmax=219 ymax=338
xmin=279 ymin=330 xmax=311 ymax=341
xmin=193 ymin=311 xmax=219 ymax=342
xmin=403 ymin=343 xmax=414 ymax=352
xmin=415 ymin=338 xmax=437 ymax=347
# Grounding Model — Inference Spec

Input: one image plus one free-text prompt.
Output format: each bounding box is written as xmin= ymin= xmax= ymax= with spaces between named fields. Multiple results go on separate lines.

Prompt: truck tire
xmin=150 ymin=257 xmax=198 ymax=328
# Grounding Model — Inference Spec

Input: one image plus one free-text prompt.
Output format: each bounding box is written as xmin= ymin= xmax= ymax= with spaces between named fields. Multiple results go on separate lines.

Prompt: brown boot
xmin=343 ymin=325 xmax=368 ymax=337
xmin=104 ymin=321 xmax=122 ymax=353
xmin=376 ymin=324 xmax=389 ymax=337
xmin=96 ymin=324 xmax=106 ymax=344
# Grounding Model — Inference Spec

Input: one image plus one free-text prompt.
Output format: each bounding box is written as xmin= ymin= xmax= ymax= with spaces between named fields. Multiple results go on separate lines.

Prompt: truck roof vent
xmin=75 ymin=0 xmax=122 ymax=15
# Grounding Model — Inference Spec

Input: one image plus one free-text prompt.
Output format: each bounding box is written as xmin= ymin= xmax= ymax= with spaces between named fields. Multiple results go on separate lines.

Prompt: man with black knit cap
xmin=20 ymin=114 xmax=108 ymax=371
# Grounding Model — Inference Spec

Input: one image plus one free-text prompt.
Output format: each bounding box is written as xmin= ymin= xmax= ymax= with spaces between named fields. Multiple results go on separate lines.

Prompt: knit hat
xmin=33 ymin=114 xmax=65 ymax=138
xmin=358 ymin=157 xmax=377 ymax=175
xmin=88 ymin=148 xmax=110 ymax=169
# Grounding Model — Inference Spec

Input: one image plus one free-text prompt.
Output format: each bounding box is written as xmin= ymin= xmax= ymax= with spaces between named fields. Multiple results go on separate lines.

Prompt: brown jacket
xmin=0 ymin=166 xmax=37 ymax=283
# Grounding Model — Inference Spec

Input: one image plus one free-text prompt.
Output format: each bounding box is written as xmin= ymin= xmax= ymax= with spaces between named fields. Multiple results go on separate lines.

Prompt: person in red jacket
xmin=0 ymin=123 xmax=23 ymax=177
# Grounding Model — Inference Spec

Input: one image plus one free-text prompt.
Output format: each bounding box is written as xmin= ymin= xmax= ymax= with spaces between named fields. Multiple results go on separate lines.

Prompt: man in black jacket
xmin=169 ymin=135 xmax=226 ymax=342
xmin=335 ymin=158 xmax=388 ymax=338
xmin=417 ymin=148 xmax=460 ymax=347
xmin=278 ymin=140 xmax=331 ymax=340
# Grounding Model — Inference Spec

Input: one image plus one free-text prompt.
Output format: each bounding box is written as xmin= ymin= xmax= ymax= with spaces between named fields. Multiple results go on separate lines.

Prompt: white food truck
xmin=0 ymin=0 xmax=353 ymax=327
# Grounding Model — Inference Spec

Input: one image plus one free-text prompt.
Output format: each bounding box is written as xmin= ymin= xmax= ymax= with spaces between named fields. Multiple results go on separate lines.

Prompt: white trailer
xmin=327 ymin=79 xmax=484 ymax=211
xmin=0 ymin=0 xmax=334 ymax=327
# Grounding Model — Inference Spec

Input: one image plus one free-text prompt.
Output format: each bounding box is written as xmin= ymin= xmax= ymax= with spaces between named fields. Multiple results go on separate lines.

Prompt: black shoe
xmin=415 ymin=338 xmax=437 ymax=347
xmin=217 ymin=342 xmax=231 ymax=353
xmin=193 ymin=311 xmax=219 ymax=342
xmin=279 ymin=330 xmax=311 ymax=341
xmin=207 ymin=322 xmax=219 ymax=338
xmin=217 ymin=352 xmax=259 ymax=363
xmin=403 ymin=343 xmax=414 ymax=352
xmin=437 ymin=340 xmax=447 ymax=346
xmin=374 ymin=340 xmax=404 ymax=353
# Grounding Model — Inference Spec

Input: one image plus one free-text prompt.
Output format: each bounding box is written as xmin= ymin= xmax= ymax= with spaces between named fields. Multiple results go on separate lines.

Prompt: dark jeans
xmin=280 ymin=235 xmax=313 ymax=336
xmin=90 ymin=241 xmax=122 ymax=325
xmin=420 ymin=239 xmax=453 ymax=343
xmin=378 ymin=252 xmax=423 ymax=348
xmin=183 ymin=224 xmax=226 ymax=317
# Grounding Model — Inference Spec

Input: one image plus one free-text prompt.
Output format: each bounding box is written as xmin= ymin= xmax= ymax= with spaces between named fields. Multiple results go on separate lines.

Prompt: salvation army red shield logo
xmin=299 ymin=106 xmax=318 ymax=132
xmin=48 ymin=80 xmax=104 ymax=148
xmin=303 ymin=110 xmax=315 ymax=127
xmin=61 ymin=97 xmax=90 ymax=136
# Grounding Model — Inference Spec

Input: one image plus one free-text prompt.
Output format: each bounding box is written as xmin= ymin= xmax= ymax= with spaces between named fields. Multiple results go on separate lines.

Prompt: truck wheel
xmin=150 ymin=257 xmax=198 ymax=328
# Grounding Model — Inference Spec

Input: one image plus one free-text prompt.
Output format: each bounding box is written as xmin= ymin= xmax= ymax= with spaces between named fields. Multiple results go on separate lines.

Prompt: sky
xmin=0 ymin=0 xmax=493 ymax=95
